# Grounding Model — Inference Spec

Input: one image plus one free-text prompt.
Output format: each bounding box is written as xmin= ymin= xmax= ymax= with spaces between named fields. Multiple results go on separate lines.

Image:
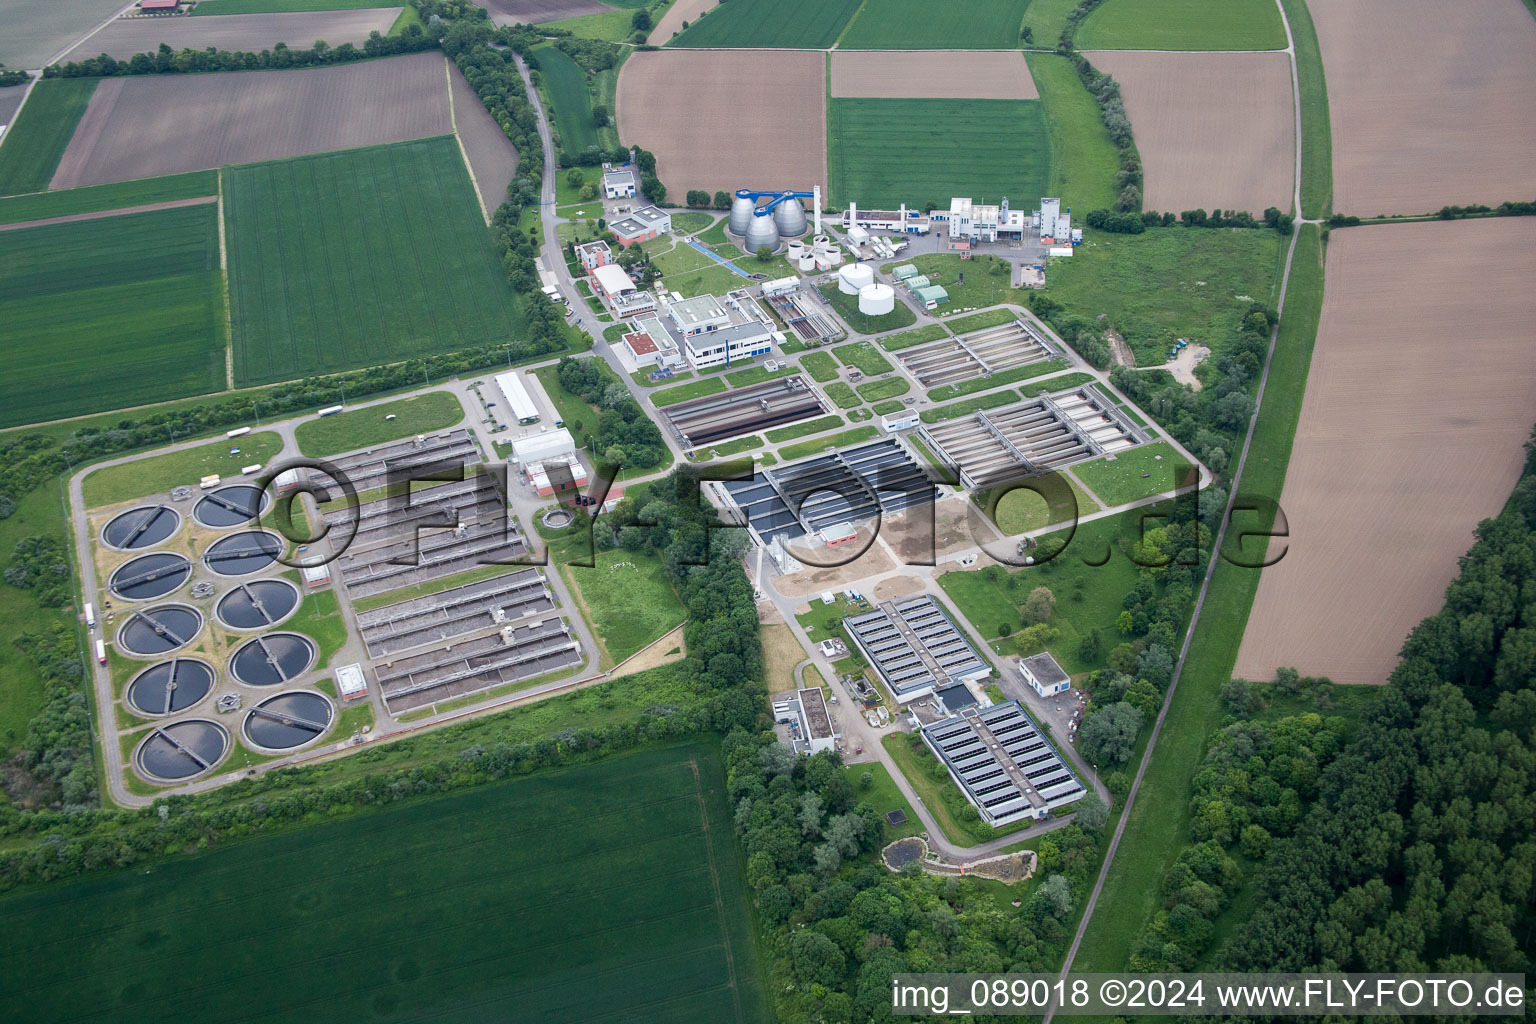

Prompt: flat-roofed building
xmin=820 ymin=522 xmax=858 ymax=548
xmin=574 ymin=239 xmax=612 ymax=271
xmin=772 ymin=686 xmax=840 ymax=754
xmin=335 ymin=663 xmax=368 ymax=701
xmin=644 ymin=290 xmax=778 ymax=370
xmin=922 ymin=699 xmax=1085 ymax=824
xmin=611 ymin=206 xmax=670 ymax=247
xmin=511 ymin=428 xmax=576 ymax=467
xmin=494 ymin=371 xmax=539 ymax=425
xmin=602 ymin=165 xmax=636 ymax=199
xmin=590 ymin=263 xmax=656 ymax=318
xmin=843 ymin=594 xmax=988 ymax=703
xmin=1020 ymin=651 xmax=1070 ymax=697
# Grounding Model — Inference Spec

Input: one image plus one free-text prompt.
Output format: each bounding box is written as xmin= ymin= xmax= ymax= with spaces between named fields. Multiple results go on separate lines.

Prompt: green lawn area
xmin=693 ymin=434 xmax=764 ymax=459
xmin=879 ymin=324 xmax=950 ymax=351
xmin=1043 ymin=227 xmax=1284 ymax=365
xmin=855 ymin=377 xmax=910 ymax=402
xmin=652 ymin=376 xmax=727 ymax=407
xmin=817 ymin=283 xmax=917 ymax=334
xmin=926 ymin=359 xmax=1067 ymax=401
xmin=830 ymin=340 xmax=894 ymax=376
xmin=532 ymin=360 xmax=607 ymax=435
xmin=0 ymin=488 xmax=71 ymax=757
xmin=937 ymin=507 xmax=1148 ymax=672
xmin=83 ymin=432 xmax=283 ymax=508
xmin=1019 ymin=0 xmax=1078 ymax=46
xmin=0 ymin=203 xmax=226 ymax=427
xmin=765 ymin=414 xmax=842 ymax=444
xmin=0 ymin=743 xmax=769 ymax=1024
xmin=995 ymin=473 xmax=1101 ymax=530
xmin=293 ymin=391 xmax=464 ymax=458
xmin=1281 ymin=0 xmax=1332 ymax=219
xmin=887 ymin=253 xmax=1026 ymax=314
xmin=799 ymin=350 xmax=840 ymax=383
xmin=696 ymin=218 xmax=728 ymax=245
xmin=650 ymin=243 xmax=748 ymax=297
xmin=828 ymin=97 xmax=1049 ymax=208
xmin=281 ymin=586 xmax=348 ymax=670
xmin=1019 ymin=370 xmax=1095 ymax=398
xmin=1070 ymin=441 xmax=1195 ymax=507
xmin=0 ymin=170 xmax=217 ymax=226
xmin=844 ymin=761 xmax=923 ymax=840
xmin=0 ymin=78 xmax=96 ymax=196
xmin=871 ymin=400 xmax=905 ymax=415
xmin=945 ymin=307 xmax=1019 ymax=334
xmin=777 ymin=426 xmax=879 ymax=462
xmin=1072 ymin=225 xmax=1325 ymax=974
xmin=533 ymin=44 xmax=600 ymax=156
xmin=823 ymin=382 xmax=862 ymax=409
xmin=226 ymin=137 xmax=528 ymax=386
xmin=669 ymin=211 xmax=715 ymax=234
xmin=1076 ymin=0 xmax=1287 ymax=50
xmin=724 ymin=363 xmax=797 ymax=388
xmin=560 ymin=547 xmax=686 ymax=666
xmin=918 ymin=388 xmax=1020 ymax=424
xmin=1025 ymin=52 xmax=1121 ymax=214
xmin=671 ymin=0 xmax=861 ymax=47
xmin=545 ymin=7 xmax=640 ymax=42
xmin=840 ymin=0 xmax=1032 ymax=47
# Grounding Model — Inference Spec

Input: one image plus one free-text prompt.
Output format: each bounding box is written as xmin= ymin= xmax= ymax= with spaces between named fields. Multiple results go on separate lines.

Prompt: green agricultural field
xmin=294 ymin=391 xmax=465 ymax=458
xmin=1070 ymin=441 xmax=1194 ymax=506
xmin=1025 ymin=52 xmax=1121 ymax=213
xmin=1043 ymin=227 xmax=1284 ymax=364
xmin=1019 ymin=0 xmax=1079 ymax=46
xmin=0 ymin=78 xmax=96 ymax=196
xmin=828 ymin=97 xmax=1049 ymax=208
xmin=1075 ymin=0 xmax=1286 ymax=50
xmin=225 ymin=137 xmax=525 ymax=386
xmin=0 ymin=170 xmax=217 ymax=225
xmin=190 ymin=0 xmax=384 ymax=12
xmin=777 ymin=426 xmax=879 ymax=462
xmin=840 ymin=0 xmax=1032 ymax=47
xmin=534 ymin=44 xmax=600 ymax=156
xmin=670 ymin=0 xmax=861 ymax=48
xmin=831 ymin=340 xmax=894 ymax=376
xmin=0 ymin=743 xmax=769 ymax=1024
xmin=561 ymin=548 xmax=686 ymax=665
xmin=765 ymin=414 xmax=842 ymax=443
xmin=83 ymin=432 xmax=283 ymax=508
xmin=0 ymin=204 xmax=226 ymax=428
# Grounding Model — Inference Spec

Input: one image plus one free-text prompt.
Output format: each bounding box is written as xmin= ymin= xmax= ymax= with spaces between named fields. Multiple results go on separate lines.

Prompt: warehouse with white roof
xmin=495 ymin=372 xmax=540 ymax=425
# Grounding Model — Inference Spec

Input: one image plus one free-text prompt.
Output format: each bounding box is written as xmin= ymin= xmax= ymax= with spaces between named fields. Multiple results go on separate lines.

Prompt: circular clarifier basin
xmin=117 ymin=604 xmax=202 ymax=656
xmin=203 ymin=530 xmax=282 ymax=577
xmin=102 ymin=505 xmax=181 ymax=550
xmin=126 ymin=658 xmax=215 ymax=717
xmin=193 ymin=484 xmax=269 ymax=528
xmin=110 ymin=552 xmax=192 ymax=601
xmin=243 ymin=690 xmax=333 ymax=751
xmin=135 ymin=719 xmax=228 ymax=782
xmin=229 ymin=633 xmax=315 ymax=687
xmin=215 ymin=579 xmax=300 ymax=631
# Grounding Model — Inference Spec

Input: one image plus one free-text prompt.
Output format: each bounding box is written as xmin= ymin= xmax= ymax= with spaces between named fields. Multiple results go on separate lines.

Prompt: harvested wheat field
xmin=449 ymin=63 xmax=518 ymax=218
xmin=50 ymin=52 xmax=450 ymax=190
xmin=653 ymin=0 xmax=718 ymax=42
xmin=1314 ymin=0 xmax=1536 ymax=215
xmin=617 ymin=49 xmax=826 ymax=196
xmin=59 ymin=9 xmax=401 ymax=62
xmin=1234 ymin=218 xmax=1536 ymax=686
xmin=478 ymin=0 xmax=615 ymax=26
xmin=830 ymin=50 xmax=1038 ymax=99
xmin=1083 ymin=50 xmax=1292 ymax=215
xmin=0 ymin=0 xmax=125 ymax=69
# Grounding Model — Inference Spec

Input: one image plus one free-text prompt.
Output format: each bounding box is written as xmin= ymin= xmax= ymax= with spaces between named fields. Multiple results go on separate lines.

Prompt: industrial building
xmin=761 ymin=279 xmax=840 ymax=344
xmin=619 ymin=323 xmax=684 ymax=370
xmin=773 ymin=687 xmax=840 ymax=754
xmin=920 ymin=384 xmax=1150 ymax=490
xmin=610 ymin=206 xmax=671 ymax=247
xmin=574 ymin=240 xmax=613 ymax=271
xmin=897 ymin=317 xmax=1058 ymax=389
xmin=921 ymin=700 xmax=1085 ymax=824
xmin=945 ymin=196 xmax=1030 ymax=248
xmin=589 ymin=263 xmax=656 ymax=318
xmin=324 ymin=429 xmax=481 ymax=494
xmin=662 ymin=375 xmax=828 ymax=449
xmin=495 ymin=372 xmax=540 ymax=425
xmin=718 ymin=437 xmax=936 ymax=546
xmin=334 ymin=663 xmax=368 ymax=701
xmin=839 ymin=201 xmax=933 ymax=235
xmin=601 ymin=165 xmax=636 ymax=199
xmin=511 ymin=428 xmax=587 ymax=495
xmin=635 ymin=290 xmax=779 ymax=370
xmin=843 ymin=594 xmax=989 ymax=703
xmin=1020 ymin=652 xmax=1070 ymax=698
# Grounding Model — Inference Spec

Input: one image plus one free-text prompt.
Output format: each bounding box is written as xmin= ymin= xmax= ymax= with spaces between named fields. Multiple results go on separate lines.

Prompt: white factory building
xmin=634 ymin=290 xmax=780 ymax=371
xmin=512 ymin=428 xmax=588 ymax=497
xmin=601 ymin=164 xmax=636 ymax=199
xmin=589 ymin=263 xmax=657 ymax=318
xmin=840 ymin=195 xmax=1079 ymax=249
xmin=839 ymin=201 xmax=933 ymax=235
xmin=494 ymin=372 xmax=540 ymax=425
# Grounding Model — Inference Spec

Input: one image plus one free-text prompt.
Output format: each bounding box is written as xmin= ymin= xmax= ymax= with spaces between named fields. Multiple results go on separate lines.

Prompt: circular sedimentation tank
xmin=193 ymin=484 xmax=269 ymax=529
xmin=539 ymin=507 xmax=575 ymax=531
xmin=126 ymin=658 xmax=215 ymax=717
xmin=117 ymin=604 xmax=202 ymax=656
xmin=215 ymin=579 xmax=300 ymax=631
xmin=136 ymin=719 xmax=228 ymax=782
xmin=102 ymin=505 xmax=181 ymax=551
xmin=203 ymin=530 xmax=282 ymax=577
xmin=110 ymin=552 xmax=193 ymax=601
xmin=229 ymin=633 xmax=315 ymax=687
xmin=242 ymin=690 xmax=333 ymax=751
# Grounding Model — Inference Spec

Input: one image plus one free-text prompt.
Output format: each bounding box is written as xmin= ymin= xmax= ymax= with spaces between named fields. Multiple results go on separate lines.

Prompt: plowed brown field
xmin=59 ymin=9 xmax=401 ymax=62
xmin=478 ymin=0 xmax=615 ymax=26
xmin=450 ymin=63 xmax=518 ymax=217
xmin=830 ymin=50 xmax=1038 ymax=99
xmin=50 ymin=52 xmax=450 ymax=189
xmin=1234 ymin=218 xmax=1536 ymax=686
xmin=1314 ymin=0 xmax=1536 ymax=215
xmin=617 ymin=49 xmax=826 ymax=197
xmin=1084 ymin=50 xmax=1292 ymax=215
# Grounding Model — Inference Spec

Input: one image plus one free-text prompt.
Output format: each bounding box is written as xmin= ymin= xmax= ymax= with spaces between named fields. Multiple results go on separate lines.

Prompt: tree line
xmin=1085 ymin=206 xmax=1293 ymax=236
xmin=555 ymin=357 xmax=669 ymax=469
xmin=1055 ymin=1 xmax=1143 ymax=216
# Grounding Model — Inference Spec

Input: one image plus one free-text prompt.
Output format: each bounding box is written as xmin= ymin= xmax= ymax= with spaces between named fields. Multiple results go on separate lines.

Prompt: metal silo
xmin=744 ymin=214 xmax=780 ymax=253
xmin=772 ymin=197 xmax=807 ymax=236
xmin=729 ymin=191 xmax=758 ymax=236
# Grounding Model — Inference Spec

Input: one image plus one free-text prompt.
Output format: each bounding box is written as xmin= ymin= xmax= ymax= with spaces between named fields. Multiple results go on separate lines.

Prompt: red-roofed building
xmin=140 ymin=0 xmax=183 ymax=10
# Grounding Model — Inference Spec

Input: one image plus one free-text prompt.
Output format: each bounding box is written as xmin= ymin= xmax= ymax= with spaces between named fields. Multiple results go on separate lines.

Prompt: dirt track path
xmin=0 ymin=194 xmax=216 ymax=233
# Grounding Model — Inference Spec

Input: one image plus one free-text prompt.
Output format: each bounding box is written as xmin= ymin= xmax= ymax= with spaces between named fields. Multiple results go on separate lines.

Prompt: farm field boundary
xmin=838 ymin=0 xmax=1034 ymax=49
xmin=58 ymin=8 xmax=401 ymax=62
xmin=0 ymin=170 xmax=218 ymax=226
xmin=0 ymin=79 xmax=97 ymax=197
xmin=669 ymin=0 xmax=860 ymax=48
xmin=829 ymin=50 xmax=1038 ymax=99
xmin=1024 ymin=52 xmax=1119 ymax=213
xmin=1075 ymin=0 xmax=1286 ymax=50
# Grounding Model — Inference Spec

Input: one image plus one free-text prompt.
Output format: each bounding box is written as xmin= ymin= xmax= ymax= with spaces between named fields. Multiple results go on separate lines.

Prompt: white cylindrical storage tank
xmin=859 ymin=283 xmax=895 ymax=316
xmin=798 ymin=254 xmax=817 ymax=272
xmin=838 ymin=263 xmax=874 ymax=295
xmin=787 ymin=239 xmax=806 ymax=259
